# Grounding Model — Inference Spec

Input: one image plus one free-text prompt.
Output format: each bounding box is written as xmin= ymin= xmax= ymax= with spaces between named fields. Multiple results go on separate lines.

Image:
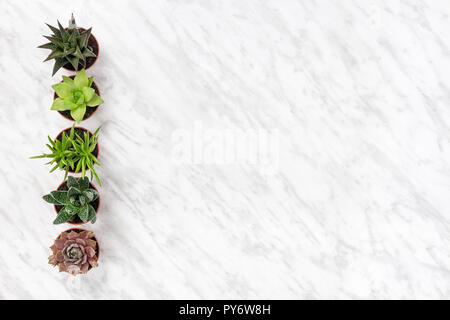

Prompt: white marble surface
xmin=1 ymin=0 xmax=450 ymax=299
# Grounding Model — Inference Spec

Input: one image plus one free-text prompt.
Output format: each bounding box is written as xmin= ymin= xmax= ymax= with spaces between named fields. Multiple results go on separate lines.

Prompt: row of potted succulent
xmin=32 ymin=15 xmax=103 ymax=276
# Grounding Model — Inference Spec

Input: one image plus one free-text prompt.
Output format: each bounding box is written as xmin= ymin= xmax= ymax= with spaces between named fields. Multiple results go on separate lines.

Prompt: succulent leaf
xmin=79 ymin=28 xmax=91 ymax=48
xmin=79 ymin=205 xmax=89 ymax=222
xmin=52 ymin=82 xmax=71 ymax=98
xmin=44 ymin=50 xmax=64 ymax=62
xmin=65 ymin=203 xmax=80 ymax=216
xmin=68 ymin=187 xmax=81 ymax=199
xmin=67 ymin=55 xmax=79 ymax=70
xmin=67 ymin=176 xmax=78 ymax=188
xmin=50 ymin=190 xmax=68 ymax=204
xmin=64 ymin=99 xmax=79 ymax=110
xmin=70 ymin=105 xmax=86 ymax=123
xmin=73 ymin=46 xmax=84 ymax=59
xmin=82 ymin=87 xmax=95 ymax=102
xmin=79 ymin=195 xmax=86 ymax=206
xmin=82 ymin=47 xmax=96 ymax=57
xmin=83 ymin=189 xmax=98 ymax=202
xmin=52 ymin=58 xmax=67 ymax=76
xmin=46 ymin=23 xmax=61 ymax=36
xmin=69 ymin=195 xmax=78 ymax=205
xmin=51 ymin=98 xmax=66 ymax=111
xmin=44 ymin=35 xmax=63 ymax=47
xmin=86 ymin=161 xmax=101 ymax=187
xmin=74 ymin=69 xmax=88 ymax=88
xmin=43 ymin=193 xmax=60 ymax=204
xmin=37 ymin=42 xmax=55 ymax=49
xmin=78 ymin=177 xmax=89 ymax=190
xmin=86 ymin=93 xmax=103 ymax=107
xmin=62 ymin=75 xmax=74 ymax=84
xmin=57 ymin=20 xmax=65 ymax=34
xmin=53 ymin=208 xmax=72 ymax=224
xmin=88 ymin=205 xmax=97 ymax=224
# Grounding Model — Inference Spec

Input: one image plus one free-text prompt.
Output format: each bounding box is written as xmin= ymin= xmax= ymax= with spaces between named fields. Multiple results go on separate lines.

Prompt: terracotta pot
xmin=62 ymin=28 xmax=99 ymax=72
xmin=52 ymin=76 xmax=102 ymax=122
xmin=56 ymin=228 xmax=100 ymax=270
xmin=54 ymin=178 xmax=100 ymax=225
xmin=54 ymin=126 xmax=100 ymax=173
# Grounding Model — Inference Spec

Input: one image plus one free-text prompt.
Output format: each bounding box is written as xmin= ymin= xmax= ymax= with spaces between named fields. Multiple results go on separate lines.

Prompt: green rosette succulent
xmin=43 ymin=176 xmax=99 ymax=224
xmin=51 ymin=69 xmax=103 ymax=123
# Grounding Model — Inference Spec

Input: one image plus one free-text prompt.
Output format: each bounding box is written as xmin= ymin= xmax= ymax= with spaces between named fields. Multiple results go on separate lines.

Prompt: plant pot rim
xmin=56 ymin=227 xmax=100 ymax=267
xmin=53 ymin=76 xmax=101 ymax=122
xmin=62 ymin=28 xmax=99 ymax=72
xmin=54 ymin=178 xmax=100 ymax=225
xmin=54 ymin=126 xmax=100 ymax=173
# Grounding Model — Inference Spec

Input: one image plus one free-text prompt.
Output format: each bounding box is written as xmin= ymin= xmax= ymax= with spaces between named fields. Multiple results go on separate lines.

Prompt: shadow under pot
xmin=53 ymin=76 xmax=102 ymax=121
xmin=50 ymin=228 xmax=100 ymax=275
xmin=55 ymin=126 xmax=100 ymax=174
xmin=54 ymin=179 xmax=100 ymax=225
xmin=62 ymin=28 xmax=99 ymax=72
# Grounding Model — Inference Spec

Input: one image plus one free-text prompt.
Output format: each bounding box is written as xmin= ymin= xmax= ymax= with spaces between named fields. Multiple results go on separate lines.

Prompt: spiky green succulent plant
xmin=52 ymin=69 xmax=103 ymax=123
xmin=38 ymin=14 xmax=96 ymax=75
xmin=30 ymin=125 xmax=102 ymax=186
xmin=72 ymin=126 xmax=102 ymax=186
xmin=30 ymin=126 xmax=76 ymax=180
xmin=44 ymin=176 xmax=98 ymax=224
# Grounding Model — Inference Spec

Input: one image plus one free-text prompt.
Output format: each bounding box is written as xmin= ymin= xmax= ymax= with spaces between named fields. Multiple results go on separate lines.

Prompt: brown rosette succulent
xmin=49 ymin=229 xmax=99 ymax=275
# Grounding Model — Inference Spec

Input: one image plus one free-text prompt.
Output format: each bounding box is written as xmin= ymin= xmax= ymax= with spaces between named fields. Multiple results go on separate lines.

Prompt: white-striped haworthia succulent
xmin=38 ymin=14 xmax=96 ymax=76
xmin=43 ymin=176 xmax=98 ymax=224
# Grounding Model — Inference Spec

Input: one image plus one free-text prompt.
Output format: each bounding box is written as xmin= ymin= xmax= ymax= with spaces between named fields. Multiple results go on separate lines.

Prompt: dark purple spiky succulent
xmin=49 ymin=229 xmax=98 ymax=275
